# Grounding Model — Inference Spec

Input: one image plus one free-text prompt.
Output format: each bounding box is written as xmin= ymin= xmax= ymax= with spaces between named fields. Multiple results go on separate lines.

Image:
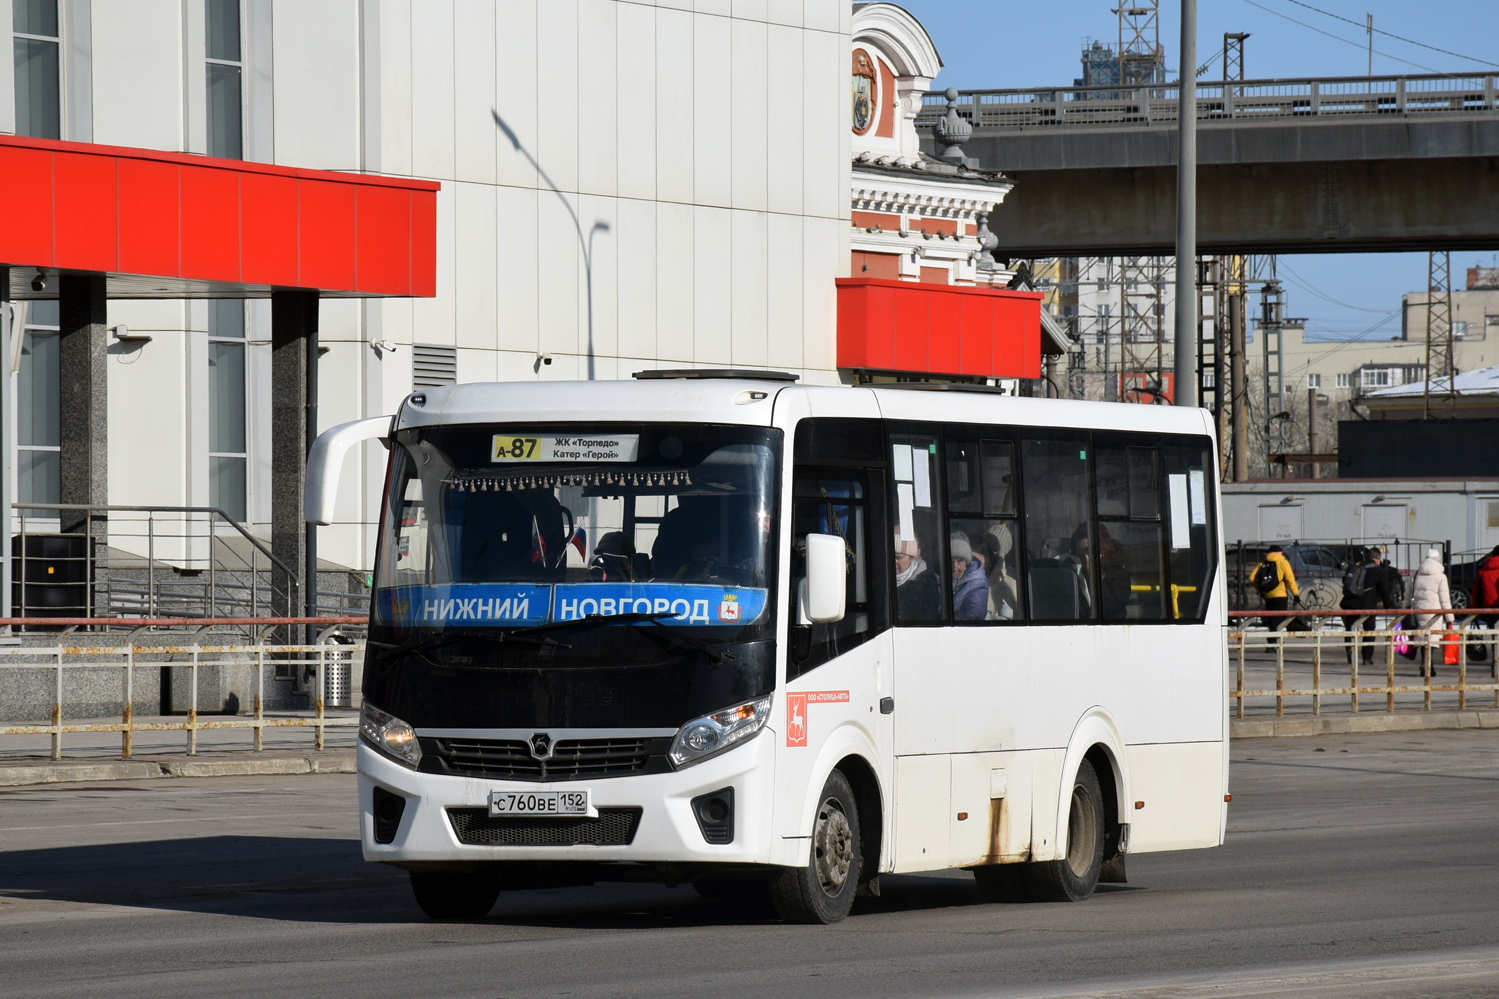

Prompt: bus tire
xmin=770 ymin=770 xmax=861 ymax=924
xmin=409 ymin=869 xmax=500 ymax=919
xmin=1025 ymin=759 xmax=1105 ymax=903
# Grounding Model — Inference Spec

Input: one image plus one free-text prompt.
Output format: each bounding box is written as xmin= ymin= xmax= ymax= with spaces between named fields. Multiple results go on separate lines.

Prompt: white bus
xmin=306 ymin=372 xmax=1228 ymax=924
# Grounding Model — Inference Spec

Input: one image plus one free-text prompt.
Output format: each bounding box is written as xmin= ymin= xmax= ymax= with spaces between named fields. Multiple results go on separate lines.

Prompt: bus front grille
xmin=446 ymin=807 xmax=643 ymax=847
xmin=420 ymin=737 xmax=664 ymax=781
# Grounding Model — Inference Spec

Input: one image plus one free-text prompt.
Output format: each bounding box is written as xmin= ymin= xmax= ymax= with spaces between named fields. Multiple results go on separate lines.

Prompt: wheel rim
xmin=1065 ymin=784 xmax=1098 ymax=878
xmin=814 ymin=795 xmax=854 ymax=896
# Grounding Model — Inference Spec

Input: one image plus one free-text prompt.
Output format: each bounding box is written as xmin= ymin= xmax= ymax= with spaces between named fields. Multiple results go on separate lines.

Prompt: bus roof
xmin=395 ymin=379 xmax=1216 ymax=442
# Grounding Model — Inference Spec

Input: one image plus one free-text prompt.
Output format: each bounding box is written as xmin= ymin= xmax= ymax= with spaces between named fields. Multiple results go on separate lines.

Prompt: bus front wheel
xmin=770 ymin=770 xmax=861 ymax=924
xmin=409 ymin=869 xmax=500 ymax=919
xmin=1025 ymin=759 xmax=1105 ymax=903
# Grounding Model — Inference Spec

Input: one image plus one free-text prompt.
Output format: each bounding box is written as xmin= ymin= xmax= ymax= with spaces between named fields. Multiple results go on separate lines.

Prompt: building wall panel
xmin=89 ymin=0 xmax=182 ymax=151
xmin=654 ymin=8 xmax=695 ymax=205
xmin=615 ymin=3 xmax=657 ymax=202
xmin=452 ymin=0 xmax=497 ymax=185
xmin=271 ymin=0 xmax=360 ymax=170
xmin=576 ymin=0 xmax=619 ymax=199
xmin=409 ymin=0 xmax=456 ymax=182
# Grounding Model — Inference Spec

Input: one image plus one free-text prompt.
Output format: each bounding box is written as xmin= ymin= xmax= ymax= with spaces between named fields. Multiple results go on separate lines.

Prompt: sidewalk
xmin=0 ymin=710 xmax=357 ymax=785
xmin=3 ymin=710 xmax=1498 ymax=786
xmin=0 ymin=749 xmax=356 ymax=786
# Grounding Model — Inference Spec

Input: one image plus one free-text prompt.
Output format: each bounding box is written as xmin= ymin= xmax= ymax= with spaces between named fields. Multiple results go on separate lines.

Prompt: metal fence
xmin=1229 ymin=608 xmax=1499 ymax=719
xmin=917 ymin=72 xmax=1499 ymax=130
xmin=0 ymin=617 xmax=366 ymax=760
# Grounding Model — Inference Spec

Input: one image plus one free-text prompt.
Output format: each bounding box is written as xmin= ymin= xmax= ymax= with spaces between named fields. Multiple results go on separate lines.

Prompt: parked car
xmin=1448 ymin=550 xmax=1495 ymax=610
xmin=1226 ymin=542 xmax=1348 ymax=611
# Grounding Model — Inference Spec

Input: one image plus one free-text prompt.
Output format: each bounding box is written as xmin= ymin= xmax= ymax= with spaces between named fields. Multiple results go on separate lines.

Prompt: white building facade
xmin=5 ymin=0 xmax=853 ymax=573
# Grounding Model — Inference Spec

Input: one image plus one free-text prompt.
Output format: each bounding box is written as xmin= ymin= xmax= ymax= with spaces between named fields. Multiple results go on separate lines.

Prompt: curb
xmin=1232 ymin=710 xmax=1499 ymax=739
xmin=0 ymin=753 xmax=356 ymax=787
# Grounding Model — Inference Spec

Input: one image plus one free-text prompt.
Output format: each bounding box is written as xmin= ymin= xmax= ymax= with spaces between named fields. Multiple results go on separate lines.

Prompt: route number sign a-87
xmin=489 ymin=435 xmax=640 ymax=463
xmin=492 ymin=436 xmax=540 ymax=460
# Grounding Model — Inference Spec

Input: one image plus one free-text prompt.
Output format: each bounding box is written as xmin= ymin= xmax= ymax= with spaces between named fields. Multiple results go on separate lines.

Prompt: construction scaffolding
xmin=1424 ymin=250 xmax=1456 ymax=419
xmin=1119 ymin=257 xmax=1169 ymax=402
xmin=1116 ymin=3 xmax=1165 ymax=88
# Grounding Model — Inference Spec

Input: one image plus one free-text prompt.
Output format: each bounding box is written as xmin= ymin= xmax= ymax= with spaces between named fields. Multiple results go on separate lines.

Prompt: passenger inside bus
xmin=454 ymin=487 xmax=574 ymax=582
xmin=649 ymin=495 xmax=761 ymax=585
xmin=589 ymin=531 xmax=636 ymax=582
xmin=894 ymin=535 xmax=940 ymax=621
xmin=950 ymin=533 xmax=989 ymax=621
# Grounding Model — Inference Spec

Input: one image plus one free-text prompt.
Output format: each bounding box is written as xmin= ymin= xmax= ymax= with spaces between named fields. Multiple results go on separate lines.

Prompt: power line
xmin=1277 ymin=261 xmax=1404 ymax=314
xmin=1275 ymin=0 xmax=1499 ymax=70
xmin=1236 ymin=0 xmax=1444 ymax=74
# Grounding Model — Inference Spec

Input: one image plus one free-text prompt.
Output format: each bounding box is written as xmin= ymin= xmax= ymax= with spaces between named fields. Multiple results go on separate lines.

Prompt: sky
xmin=894 ymin=0 xmax=1499 ymax=342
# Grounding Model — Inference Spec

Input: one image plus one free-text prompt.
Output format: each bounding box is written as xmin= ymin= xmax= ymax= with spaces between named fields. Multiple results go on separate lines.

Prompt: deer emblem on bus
xmin=786 ymin=693 xmax=807 ymax=747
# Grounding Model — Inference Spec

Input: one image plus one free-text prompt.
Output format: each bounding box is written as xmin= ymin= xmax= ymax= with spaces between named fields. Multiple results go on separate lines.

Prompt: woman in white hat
xmin=1408 ymin=548 xmax=1456 ymax=639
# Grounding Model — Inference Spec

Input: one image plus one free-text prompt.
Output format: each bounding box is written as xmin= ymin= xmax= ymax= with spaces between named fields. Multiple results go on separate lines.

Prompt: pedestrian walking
xmin=1340 ymin=546 xmax=1396 ymax=666
xmin=1251 ymin=545 xmax=1298 ymax=642
xmin=1474 ymin=543 xmax=1499 ymax=660
xmin=1408 ymin=548 xmax=1456 ymax=673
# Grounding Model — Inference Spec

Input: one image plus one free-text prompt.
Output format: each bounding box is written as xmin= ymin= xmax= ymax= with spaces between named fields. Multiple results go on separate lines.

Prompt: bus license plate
xmin=488 ymin=790 xmax=593 ymax=818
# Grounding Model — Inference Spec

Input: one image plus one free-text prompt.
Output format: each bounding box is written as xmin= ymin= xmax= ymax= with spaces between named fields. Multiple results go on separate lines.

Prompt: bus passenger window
xmin=1164 ymin=442 xmax=1218 ymax=620
xmin=947 ymin=438 xmax=1024 ymax=623
xmin=890 ymin=435 xmax=944 ymax=624
xmin=1095 ymin=446 xmax=1167 ymax=622
xmin=1021 ymin=438 xmax=1097 ymax=622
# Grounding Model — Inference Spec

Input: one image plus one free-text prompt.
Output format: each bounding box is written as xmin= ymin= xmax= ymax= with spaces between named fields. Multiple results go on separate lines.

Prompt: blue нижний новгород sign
xmin=375 ymin=582 xmax=768 ymax=628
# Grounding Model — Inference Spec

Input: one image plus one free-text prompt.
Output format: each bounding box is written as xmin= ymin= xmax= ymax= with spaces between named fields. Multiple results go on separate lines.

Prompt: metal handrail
xmin=918 ymin=72 xmax=1499 ymax=128
xmin=13 ymin=503 xmax=298 ymax=582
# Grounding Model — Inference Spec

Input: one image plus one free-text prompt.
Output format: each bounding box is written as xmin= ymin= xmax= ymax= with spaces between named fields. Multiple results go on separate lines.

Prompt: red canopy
xmin=0 ymin=135 xmax=438 ymax=299
xmin=836 ymin=278 xmax=1043 ymax=380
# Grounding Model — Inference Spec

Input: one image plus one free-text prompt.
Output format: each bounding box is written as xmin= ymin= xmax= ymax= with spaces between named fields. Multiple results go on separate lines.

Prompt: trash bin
xmin=323 ymin=635 xmax=355 ymax=708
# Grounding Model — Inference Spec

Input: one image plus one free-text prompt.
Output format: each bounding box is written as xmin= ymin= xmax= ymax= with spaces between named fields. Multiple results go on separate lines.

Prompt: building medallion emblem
xmin=852 ymin=50 xmax=876 ymax=134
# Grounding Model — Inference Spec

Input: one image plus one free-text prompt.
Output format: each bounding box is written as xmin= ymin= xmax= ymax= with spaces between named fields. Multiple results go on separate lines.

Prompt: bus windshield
xmin=365 ymin=423 xmax=780 ymax=729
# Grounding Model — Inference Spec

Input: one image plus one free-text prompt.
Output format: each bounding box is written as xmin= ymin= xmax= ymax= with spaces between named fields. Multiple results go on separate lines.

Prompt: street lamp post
xmin=1173 ymin=0 xmax=1198 ymax=408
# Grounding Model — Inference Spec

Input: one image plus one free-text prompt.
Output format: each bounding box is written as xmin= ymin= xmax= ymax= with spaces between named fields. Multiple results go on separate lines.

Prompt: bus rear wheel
xmin=410 ymin=869 xmax=500 ymax=919
xmin=1025 ymin=759 xmax=1105 ymax=903
xmin=770 ymin=770 xmax=861 ymax=924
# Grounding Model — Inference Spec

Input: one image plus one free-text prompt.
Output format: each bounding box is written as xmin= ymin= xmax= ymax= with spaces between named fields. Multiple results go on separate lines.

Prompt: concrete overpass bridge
xmin=917 ymin=73 xmax=1499 ymax=259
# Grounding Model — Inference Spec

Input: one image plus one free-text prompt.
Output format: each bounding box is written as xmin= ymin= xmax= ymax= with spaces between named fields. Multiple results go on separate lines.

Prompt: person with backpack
xmin=1251 ymin=545 xmax=1298 ymax=641
xmin=1341 ymin=546 xmax=1397 ymax=665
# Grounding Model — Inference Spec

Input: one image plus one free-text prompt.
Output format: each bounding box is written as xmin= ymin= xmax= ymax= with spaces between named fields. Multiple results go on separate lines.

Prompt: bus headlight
xmin=669 ymin=696 xmax=772 ymax=769
xmin=360 ymin=702 xmax=423 ymax=769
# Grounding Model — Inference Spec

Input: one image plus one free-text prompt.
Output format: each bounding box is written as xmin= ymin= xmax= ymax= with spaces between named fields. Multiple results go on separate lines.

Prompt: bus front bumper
xmin=357 ymin=732 xmax=779 ymax=867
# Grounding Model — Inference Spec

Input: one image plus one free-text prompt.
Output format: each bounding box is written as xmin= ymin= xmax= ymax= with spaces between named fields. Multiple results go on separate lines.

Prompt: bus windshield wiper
xmin=372 ymin=629 xmax=570 ymax=660
xmin=601 ymin=612 xmax=739 ymax=665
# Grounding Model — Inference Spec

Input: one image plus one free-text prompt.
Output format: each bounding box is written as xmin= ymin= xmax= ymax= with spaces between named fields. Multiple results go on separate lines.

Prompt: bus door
xmin=774 ymin=423 xmax=892 ymax=859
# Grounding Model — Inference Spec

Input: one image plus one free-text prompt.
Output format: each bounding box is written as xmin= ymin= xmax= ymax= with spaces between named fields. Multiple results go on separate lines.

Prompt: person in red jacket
xmin=1476 ymin=544 xmax=1499 ymax=623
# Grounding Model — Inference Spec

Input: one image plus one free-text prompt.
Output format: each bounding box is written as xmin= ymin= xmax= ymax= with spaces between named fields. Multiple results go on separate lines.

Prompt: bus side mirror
xmin=304 ymin=416 xmax=395 ymax=525
xmin=801 ymin=533 xmax=846 ymax=624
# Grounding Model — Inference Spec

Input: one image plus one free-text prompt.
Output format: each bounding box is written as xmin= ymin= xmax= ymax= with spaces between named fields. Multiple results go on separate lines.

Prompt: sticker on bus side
xmin=491 ymin=435 xmax=640 ymax=463
xmin=785 ymin=689 xmax=849 ymax=747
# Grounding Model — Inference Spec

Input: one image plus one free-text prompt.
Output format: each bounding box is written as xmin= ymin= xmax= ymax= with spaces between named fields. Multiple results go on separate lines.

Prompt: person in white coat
xmin=1408 ymin=548 xmax=1456 ymax=637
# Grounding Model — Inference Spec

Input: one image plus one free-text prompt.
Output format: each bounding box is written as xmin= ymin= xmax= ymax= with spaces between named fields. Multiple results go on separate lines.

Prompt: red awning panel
xmin=836 ymin=278 xmax=1043 ymax=380
xmin=0 ymin=136 xmax=438 ymax=299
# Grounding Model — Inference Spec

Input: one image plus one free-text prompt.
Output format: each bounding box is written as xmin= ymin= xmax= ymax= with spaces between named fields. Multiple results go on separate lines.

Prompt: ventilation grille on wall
xmin=412 ymin=344 xmax=457 ymax=389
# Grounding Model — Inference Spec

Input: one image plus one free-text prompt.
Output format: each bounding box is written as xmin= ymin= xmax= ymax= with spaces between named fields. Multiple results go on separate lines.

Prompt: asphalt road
xmin=2 ymin=731 xmax=1498 ymax=999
